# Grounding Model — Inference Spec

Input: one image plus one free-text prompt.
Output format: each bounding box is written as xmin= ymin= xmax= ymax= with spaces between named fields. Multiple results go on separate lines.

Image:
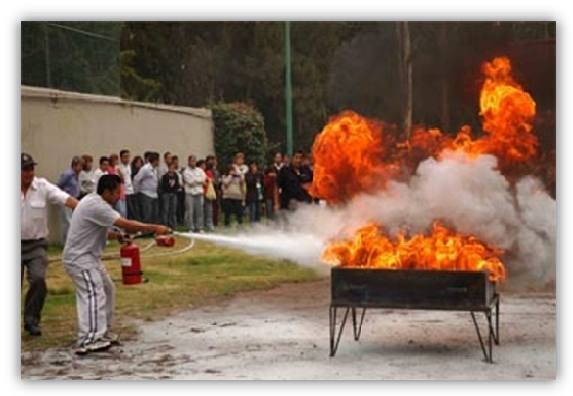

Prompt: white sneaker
xmin=102 ymin=331 xmax=120 ymax=346
xmin=74 ymin=339 xmax=112 ymax=355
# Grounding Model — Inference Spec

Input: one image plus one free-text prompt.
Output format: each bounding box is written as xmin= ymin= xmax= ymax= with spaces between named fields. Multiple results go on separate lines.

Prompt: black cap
xmin=21 ymin=153 xmax=37 ymax=169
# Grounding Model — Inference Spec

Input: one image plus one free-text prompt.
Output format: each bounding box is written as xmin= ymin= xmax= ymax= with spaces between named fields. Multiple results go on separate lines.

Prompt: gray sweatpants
xmin=65 ymin=263 xmax=114 ymax=346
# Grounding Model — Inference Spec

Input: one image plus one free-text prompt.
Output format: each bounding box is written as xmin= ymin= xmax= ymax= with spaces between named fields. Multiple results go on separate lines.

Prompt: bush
xmin=211 ymin=103 xmax=268 ymax=171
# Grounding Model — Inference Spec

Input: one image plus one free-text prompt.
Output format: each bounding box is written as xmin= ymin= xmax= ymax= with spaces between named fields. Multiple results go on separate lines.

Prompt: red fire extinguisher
xmin=120 ymin=240 xmax=142 ymax=285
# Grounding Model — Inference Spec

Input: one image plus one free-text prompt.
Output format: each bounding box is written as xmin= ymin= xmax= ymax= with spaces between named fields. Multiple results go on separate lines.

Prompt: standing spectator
xmin=118 ymin=149 xmax=135 ymax=220
xmin=206 ymin=155 xmax=221 ymax=227
xmin=233 ymin=152 xmax=249 ymax=176
xmin=107 ymin=154 xmax=126 ymax=218
xmin=78 ymin=155 xmax=95 ymax=199
xmin=182 ymin=155 xmax=207 ymax=233
xmin=131 ymin=155 xmax=144 ymax=179
xmin=263 ymin=166 xmax=280 ymax=222
xmin=278 ymin=150 xmax=313 ymax=212
xmin=63 ymin=174 xmax=169 ymax=354
xmin=57 ymin=155 xmax=83 ymax=245
xmin=21 ymin=153 xmax=78 ymax=336
xmin=93 ymin=156 xmax=110 ymax=188
xmin=245 ymin=162 xmax=263 ymax=224
xmin=272 ymin=152 xmax=284 ymax=173
xmin=160 ymin=162 xmax=180 ymax=230
xmin=157 ymin=151 xmax=172 ymax=179
xmin=302 ymin=153 xmax=312 ymax=169
xmin=198 ymin=159 xmax=215 ymax=232
xmin=157 ymin=151 xmax=172 ymax=224
xmin=172 ymin=155 xmax=186 ymax=227
xmin=129 ymin=155 xmax=144 ymax=221
xmin=233 ymin=152 xmax=248 ymax=220
xmin=222 ymin=164 xmax=246 ymax=229
xmin=133 ymin=152 xmax=160 ymax=225
xmin=283 ymin=153 xmax=292 ymax=168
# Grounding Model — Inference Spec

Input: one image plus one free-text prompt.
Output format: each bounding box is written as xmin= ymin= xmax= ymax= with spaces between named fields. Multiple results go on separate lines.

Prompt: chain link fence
xmin=22 ymin=21 xmax=121 ymax=96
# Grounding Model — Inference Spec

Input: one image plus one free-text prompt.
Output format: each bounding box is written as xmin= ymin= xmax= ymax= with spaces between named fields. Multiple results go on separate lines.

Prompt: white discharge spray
xmin=178 ymin=150 xmax=556 ymax=285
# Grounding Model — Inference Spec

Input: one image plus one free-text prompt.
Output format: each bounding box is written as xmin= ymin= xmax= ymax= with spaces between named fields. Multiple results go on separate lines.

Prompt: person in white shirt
xmin=232 ymin=152 xmax=248 ymax=220
xmin=93 ymin=156 xmax=110 ymax=189
xmin=133 ymin=152 xmax=160 ymax=224
xmin=21 ymin=153 xmax=78 ymax=337
xmin=118 ymin=149 xmax=135 ymax=219
xmin=63 ymin=174 xmax=169 ymax=355
xmin=182 ymin=155 xmax=207 ymax=232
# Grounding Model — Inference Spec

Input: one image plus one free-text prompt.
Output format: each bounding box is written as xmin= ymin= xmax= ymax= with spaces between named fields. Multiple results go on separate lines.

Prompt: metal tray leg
xmin=329 ymin=306 xmax=350 ymax=357
xmin=352 ymin=308 xmax=367 ymax=341
xmin=470 ymin=310 xmax=495 ymax=364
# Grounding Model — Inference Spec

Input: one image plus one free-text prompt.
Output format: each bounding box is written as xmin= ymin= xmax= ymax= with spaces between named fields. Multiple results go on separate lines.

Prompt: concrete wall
xmin=21 ymin=86 xmax=214 ymax=243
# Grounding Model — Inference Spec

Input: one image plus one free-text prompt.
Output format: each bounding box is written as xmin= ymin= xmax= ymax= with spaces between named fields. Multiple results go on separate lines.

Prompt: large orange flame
xmin=311 ymin=111 xmax=398 ymax=205
xmin=313 ymin=57 xmax=534 ymax=281
xmin=405 ymin=57 xmax=537 ymax=168
xmin=477 ymin=56 xmax=538 ymax=165
xmin=323 ymin=222 xmax=506 ymax=282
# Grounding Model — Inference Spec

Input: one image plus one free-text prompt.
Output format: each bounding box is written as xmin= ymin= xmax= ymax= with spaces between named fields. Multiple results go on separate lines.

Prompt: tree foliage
xmin=22 ymin=21 xmax=556 ymax=156
xmin=211 ymin=103 xmax=267 ymax=170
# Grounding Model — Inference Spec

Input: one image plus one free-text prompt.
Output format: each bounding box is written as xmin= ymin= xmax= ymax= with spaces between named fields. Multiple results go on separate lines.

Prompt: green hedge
xmin=211 ymin=103 xmax=268 ymax=171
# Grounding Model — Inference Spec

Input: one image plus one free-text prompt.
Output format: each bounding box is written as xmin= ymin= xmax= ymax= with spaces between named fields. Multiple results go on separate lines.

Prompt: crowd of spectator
xmin=55 ymin=149 xmax=316 ymax=243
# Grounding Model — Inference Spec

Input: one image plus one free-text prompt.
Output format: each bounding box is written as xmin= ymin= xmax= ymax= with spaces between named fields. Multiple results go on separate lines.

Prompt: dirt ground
xmin=21 ymin=278 xmax=556 ymax=380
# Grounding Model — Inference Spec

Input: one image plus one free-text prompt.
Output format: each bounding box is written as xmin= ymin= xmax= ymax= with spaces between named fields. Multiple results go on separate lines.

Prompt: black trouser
xmin=21 ymin=239 xmax=48 ymax=327
xmin=161 ymin=193 xmax=178 ymax=230
xmin=222 ymin=198 xmax=244 ymax=227
xmin=157 ymin=192 xmax=165 ymax=225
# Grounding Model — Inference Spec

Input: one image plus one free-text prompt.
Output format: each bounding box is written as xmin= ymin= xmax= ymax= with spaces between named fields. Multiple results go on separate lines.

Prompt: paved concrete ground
xmin=21 ymin=279 xmax=556 ymax=380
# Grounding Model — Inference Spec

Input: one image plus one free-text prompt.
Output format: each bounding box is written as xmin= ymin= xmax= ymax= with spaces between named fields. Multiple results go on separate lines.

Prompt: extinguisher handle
xmin=112 ymin=227 xmax=133 ymax=244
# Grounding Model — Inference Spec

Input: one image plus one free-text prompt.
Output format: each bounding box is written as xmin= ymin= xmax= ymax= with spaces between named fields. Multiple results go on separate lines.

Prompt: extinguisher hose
xmin=139 ymin=235 xmax=195 ymax=259
xmin=48 ymin=235 xmax=196 ymax=263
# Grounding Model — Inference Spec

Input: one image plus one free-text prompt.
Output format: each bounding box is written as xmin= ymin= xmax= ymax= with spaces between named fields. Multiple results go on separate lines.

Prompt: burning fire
xmin=406 ymin=57 xmax=537 ymax=169
xmin=477 ymin=57 xmax=537 ymax=166
xmin=323 ymin=222 xmax=506 ymax=282
xmin=310 ymin=111 xmax=398 ymax=205
xmin=313 ymin=56 xmax=537 ymax=281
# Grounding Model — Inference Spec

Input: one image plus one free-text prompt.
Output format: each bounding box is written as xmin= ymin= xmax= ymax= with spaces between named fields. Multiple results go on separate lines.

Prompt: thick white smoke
xmin=182 ymin=150 xmax=556 ymax=286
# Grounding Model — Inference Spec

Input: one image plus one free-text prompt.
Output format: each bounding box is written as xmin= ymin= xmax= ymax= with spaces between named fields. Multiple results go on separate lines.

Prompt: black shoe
xmin=24 ymin=324 xmax=42 ymax=336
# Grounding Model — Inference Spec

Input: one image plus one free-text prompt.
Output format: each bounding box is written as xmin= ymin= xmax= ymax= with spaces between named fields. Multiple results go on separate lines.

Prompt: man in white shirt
xmin=63 ymin=174 xmax=169 ymax=355
xmin=118 ymin=149 xmax=135 ymax=219
xmin=21 ymin=153 xmax=78 ymax=336
xmin=133 ymin=152 xmax=160 ymax=224
xmin=93 ymin=156 xmax=110 ymax=188
xmin=182 ymin=155 xmax=207 ymax=232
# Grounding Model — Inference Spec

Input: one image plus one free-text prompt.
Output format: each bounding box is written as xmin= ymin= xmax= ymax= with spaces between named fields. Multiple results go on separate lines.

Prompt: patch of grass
xmin=22 ymin=236 xmax=319 ymax=351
